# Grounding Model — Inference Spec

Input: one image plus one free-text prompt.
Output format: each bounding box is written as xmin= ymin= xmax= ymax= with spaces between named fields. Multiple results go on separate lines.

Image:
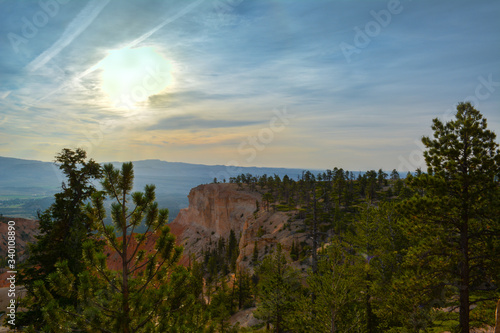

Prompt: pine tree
xmin=351 ymin=202 xmax=411 ymax=332
xmin=252 ymin=240 xmax=259 ymax=265
xmin=32 ymin=162 xmax=189 ymax=332
xmin=18 ymin=148 xmax=102 ymax=329
xmin=305 ymin=239 xmax=365 ymax=333
xmin=290 ymin=241 xmax=298 ymax=261
xmin=390 ymin=169 xmax=400 ymax=181
xmin=402 ymin=102 xmax=500 ymax=332
xmin=377 ymin=169 xmax=388 ymax=187
xmin=208 ymin=275 xmax=232 ymax=332
xmin=263 ymin=192 xmax=274 ymax=212
xmin=227 ymin=229 xmax=239 ymax=272
xmin=235 ymin=268 xmax=254 ymax=310
xmin=254 ymin=244 xmax=300 ymax=332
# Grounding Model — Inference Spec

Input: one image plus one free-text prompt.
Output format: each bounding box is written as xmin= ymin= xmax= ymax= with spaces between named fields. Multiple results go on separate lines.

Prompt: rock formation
xmin=168 ymin=183 xmax=309 ymax=271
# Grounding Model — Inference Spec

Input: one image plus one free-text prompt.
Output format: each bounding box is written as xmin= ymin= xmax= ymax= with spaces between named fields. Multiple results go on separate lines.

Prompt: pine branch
xmin=127 ymin=223 xmax=154 ymax=267
xmin=59 ymin=308 xmax=114 ymax=333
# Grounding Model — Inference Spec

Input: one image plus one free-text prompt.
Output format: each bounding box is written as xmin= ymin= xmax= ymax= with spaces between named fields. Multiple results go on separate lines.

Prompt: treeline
xmin=228 ymin=168 xmax=409 ymax=205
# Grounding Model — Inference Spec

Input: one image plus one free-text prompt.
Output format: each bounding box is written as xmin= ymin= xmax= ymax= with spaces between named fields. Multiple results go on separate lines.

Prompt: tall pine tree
xmin=402 ymin=102 xmax=500 ymax=332
xmin=254 ymin=244 xmax=300 ymax=333
xmin=19 ymin=148 xmax=102 ymax=329
xmin=30 ymin=162 xmax=191 ymax=332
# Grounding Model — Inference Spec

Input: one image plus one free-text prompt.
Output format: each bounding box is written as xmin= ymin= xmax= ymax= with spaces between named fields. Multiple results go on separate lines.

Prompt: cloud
xmin=125 ymin=0 xmax=206 ymax=49
xmin=0 ymin=91 xmax=11 ymax=99
xmin=25 ymin=0 xmax=111 ymax=72
xmin=147 ymin=114 xmax=264 ymax=131
xmin=147 ymin=90 xmax=250 ymax=109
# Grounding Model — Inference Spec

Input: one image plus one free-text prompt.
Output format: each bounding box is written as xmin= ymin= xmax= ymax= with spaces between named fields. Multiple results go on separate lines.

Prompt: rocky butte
xmin=169 ymin=183 xmax=310 ymax=272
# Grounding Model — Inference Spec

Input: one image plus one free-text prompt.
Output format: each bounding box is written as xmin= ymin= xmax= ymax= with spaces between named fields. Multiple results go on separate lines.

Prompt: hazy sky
xmin=1 ymin=0 xmax=499 ymax=171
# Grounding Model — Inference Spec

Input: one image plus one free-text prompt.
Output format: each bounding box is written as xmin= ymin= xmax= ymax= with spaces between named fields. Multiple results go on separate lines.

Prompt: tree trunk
xmin=122 ymin=196 xmax=130 ymax=333
xmin=458 ymin=219 xmax=469 ymax=333
xmin=312 ymin=184 xmax=318 ymax=274
xmin=495 ymin=298 xmax=500 ymax=333
xmin=366 ymin=288 xmax=374 ymax=333
xmin=458 ymin=125 xmax=471 ymax=333
xmin=330 ymin=307 xmax=336 ymax=333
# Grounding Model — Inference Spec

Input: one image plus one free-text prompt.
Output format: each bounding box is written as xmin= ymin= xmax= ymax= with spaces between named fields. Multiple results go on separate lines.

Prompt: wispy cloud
xmin=125 ymin=0 xmax=206 ymax=49
xmin=25 ymin=0 xmax=111 ymax=72
xmin=147 ymin=114 xmax=264 ymax=131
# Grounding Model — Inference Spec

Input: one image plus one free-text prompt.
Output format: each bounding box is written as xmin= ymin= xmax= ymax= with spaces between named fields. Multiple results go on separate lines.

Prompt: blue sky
xmin=0 ymin=0 xmax=499 ymax=171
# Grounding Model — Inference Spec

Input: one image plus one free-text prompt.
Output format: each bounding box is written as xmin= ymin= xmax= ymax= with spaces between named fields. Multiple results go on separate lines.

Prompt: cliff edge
xmin=169 ymin=183 xmax=308 ymax=270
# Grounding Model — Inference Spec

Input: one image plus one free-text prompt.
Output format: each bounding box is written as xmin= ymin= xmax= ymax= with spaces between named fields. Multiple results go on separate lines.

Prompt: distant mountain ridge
xmin=0 ymin=156 xmax=310 ymax=219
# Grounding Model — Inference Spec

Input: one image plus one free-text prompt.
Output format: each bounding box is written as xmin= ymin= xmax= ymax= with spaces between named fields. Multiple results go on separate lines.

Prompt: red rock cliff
xmin=169 ymin=183 xmax=308 ymax=270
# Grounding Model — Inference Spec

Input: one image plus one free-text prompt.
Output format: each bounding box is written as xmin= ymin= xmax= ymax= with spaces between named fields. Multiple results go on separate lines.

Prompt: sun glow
xmin=99 ymin=47 xmax=172 ymax=108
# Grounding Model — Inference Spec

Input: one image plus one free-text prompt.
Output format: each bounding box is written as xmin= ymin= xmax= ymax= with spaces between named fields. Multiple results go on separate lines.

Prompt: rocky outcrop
xmin=169 ymin=183 xmax=259 ymax=265
xmin=169 ymin=183 xmax=308 ymax=270
xmin=170 ymin=183 xmax=261 ymax=239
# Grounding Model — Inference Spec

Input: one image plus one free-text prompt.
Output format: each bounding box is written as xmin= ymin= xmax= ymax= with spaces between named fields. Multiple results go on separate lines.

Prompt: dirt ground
xmin=229 ymin=306 xmax=262 ymax=329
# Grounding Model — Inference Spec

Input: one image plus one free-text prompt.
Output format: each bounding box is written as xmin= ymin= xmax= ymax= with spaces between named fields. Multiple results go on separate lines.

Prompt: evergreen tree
xmin=351 ymin=202 xmax=411 ymax=332
xmin=290 ymin=241 xmax=298 ymax=261
xmin=365 ymin=170 xmax=378 ymax=203
xmin=252 ymin=241 xmax=259 ymax=265
xmin=227 ymin=229 xmax=239 ymax=272
xmin=19 ymin=148 xmax=102 ymax=329
xmin=402 ymin=102 xmax=500 ymax=332
xmin=377 ymin=169 xmax=388 ymax=187
xmin=305 ymin=239 xmax=365 ymax=333
xmin=263 ymin=192 xmax=274 ymax=211
xmin=208 ymin=276 xmax=233 ymax=332
xmin=235 ymin=268 xmax=254 ymax=310
xmin=390 ymin=169 xmax=400 ymax=181
xmin=31 ymin=162 xmax=189 ymax=332
xmin=254 ymin=244 xmax=300 ymax=332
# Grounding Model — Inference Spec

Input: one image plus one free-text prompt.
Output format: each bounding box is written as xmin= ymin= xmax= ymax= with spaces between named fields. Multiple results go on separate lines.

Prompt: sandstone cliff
xmin=169 ymin=183 xmax=308 ymax=270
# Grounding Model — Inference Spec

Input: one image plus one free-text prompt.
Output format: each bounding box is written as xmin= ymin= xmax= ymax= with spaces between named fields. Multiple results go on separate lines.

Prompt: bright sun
xmin=99 ymin=47 xmax=171 ymax=108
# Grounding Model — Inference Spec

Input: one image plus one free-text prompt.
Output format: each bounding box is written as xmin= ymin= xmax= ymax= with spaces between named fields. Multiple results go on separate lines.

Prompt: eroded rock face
xmin=169 ymin=183 xmax=308 ymax=270
xmin=169 ymin=183 xmax=259 ymax=265
xmin=171 ymin=183 xmax=261 ymax=238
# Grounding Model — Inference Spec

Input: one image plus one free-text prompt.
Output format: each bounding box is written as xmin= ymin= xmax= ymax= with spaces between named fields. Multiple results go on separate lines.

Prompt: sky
xmin=0 ymin=0 xmax=499 ymax=171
